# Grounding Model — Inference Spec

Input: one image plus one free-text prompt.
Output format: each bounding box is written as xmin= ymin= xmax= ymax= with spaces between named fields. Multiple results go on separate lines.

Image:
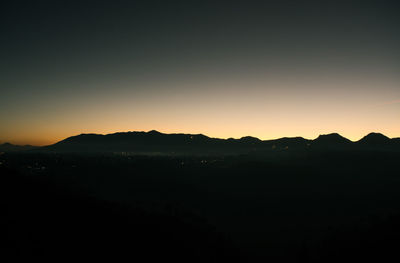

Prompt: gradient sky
xmin=1 ymin=0 xmax=400 ymax=145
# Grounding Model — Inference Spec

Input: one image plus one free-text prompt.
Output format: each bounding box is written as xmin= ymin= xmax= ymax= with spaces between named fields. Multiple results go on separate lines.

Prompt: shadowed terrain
xmin=2 ymin=131 xmax=400 ymax=262
xmin=3 ymin=0 xmax=400 ymax=261
xmin=32 ymin=130 xmax=400 ymax=154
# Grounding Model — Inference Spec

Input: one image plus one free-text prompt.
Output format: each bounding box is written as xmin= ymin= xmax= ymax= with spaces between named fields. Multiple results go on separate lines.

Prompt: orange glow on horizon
xmin=1 ymin=77 xmax=399 ymax=146
xmin=2 ymin=126 xmax=399 ymax=146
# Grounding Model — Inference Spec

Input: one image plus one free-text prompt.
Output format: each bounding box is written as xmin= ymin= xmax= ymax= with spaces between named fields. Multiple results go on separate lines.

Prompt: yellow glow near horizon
xmin=2 ymin=1 xmax=400 ymax=146
xmin=1 ymin=76 xmax=399 ymax=146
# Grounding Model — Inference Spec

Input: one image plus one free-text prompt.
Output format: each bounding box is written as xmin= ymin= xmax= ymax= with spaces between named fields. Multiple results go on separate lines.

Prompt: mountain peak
xmin=358 ymin=132 xmax=390 ymax=145
xmin=239 ymin=136 xmax=261 ymax=142
xmin=147 ymin=130 xmax=162 ymax=135
xmin=37 ymin=130 xmax=400 ymax=154
xmin=314 ymin=133 xmax=352 ymax=144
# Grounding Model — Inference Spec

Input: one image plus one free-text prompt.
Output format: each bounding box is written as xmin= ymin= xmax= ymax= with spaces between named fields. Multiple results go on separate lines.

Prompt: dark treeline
xmin=1 ymin=146 xmax=400 ymax=262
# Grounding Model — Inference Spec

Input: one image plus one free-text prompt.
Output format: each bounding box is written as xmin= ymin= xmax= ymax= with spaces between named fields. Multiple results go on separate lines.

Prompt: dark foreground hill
xmin=2 ymin=148 xmax=400 ymax=262
xmin=31 ymin=131 xmax=400 ymax=154
xmin=0 ymin=166 xmax=239 ymax=263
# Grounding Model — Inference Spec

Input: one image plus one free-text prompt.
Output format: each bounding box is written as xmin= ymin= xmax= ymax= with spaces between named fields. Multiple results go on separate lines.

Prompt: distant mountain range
xmin=0 ymin=143 xmax=38 ymax=152
xmin=2 ymin=131 xmax=399 ymax=154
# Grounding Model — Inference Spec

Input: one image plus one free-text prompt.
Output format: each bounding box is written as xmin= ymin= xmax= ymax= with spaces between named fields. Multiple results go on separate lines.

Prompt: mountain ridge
xmin=3 ymin=130 xmax=399 ymax=154
xmin=29 ymin=130 xmax=399 ymax=154
xmin=0 ymin=143 xmax=38 ymax=152
xmin=357 ymin=132 xmax=391 ymax=145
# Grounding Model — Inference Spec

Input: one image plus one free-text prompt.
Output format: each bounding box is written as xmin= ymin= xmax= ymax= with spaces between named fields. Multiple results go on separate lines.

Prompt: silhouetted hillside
xmin=357 ymin=132 xmax=391 ymax=145
xmin=264 ymin=137 xmax=311 ymax=149
xmin=2 ymin=141 xmax=400 ymax=262
xmin=0 ymin=166 xmax=239 ymax=263
xmin=33 ymin=130 xmax=400 ymax=154
xmin=312 ymin=133 xmax=352 ymax=146
xmin=40 ymin=131 xmax=269 ymax=154
xmin=0 ymin=143 xmax=38 ymax=152
xmin=41 ymin=131 xmax=228 ymax=154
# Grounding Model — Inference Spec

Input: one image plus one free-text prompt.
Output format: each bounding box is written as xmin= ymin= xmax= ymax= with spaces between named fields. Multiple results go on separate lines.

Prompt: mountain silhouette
xmin=40 ymin=131 xmax=315 ymax=154
xmin=41 ymin=131 xmax=231 ymax=154
xmin=0 ymin=143 xmax=37 ymax=152
xmin=3 ymin=131 xmax=399 ymax=154
xmin=238 ymin=136 xmax=261 ymax=143
xmin=313 ymin=133 xmax=352 ymax=144
xmin=265 ymin=137 xmax=311 ymax=149
xmin=30 ymin=130 xmax=392 ymax=155
xmin=357 ymin=132 xmax=391 ymax=145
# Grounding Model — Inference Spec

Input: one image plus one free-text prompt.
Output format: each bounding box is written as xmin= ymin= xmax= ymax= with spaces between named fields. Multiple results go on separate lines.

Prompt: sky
xmin=1 ymin=0 xmax=400 ymax=145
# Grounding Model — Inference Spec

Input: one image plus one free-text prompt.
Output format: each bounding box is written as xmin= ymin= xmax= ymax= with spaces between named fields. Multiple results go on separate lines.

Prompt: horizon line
xmin=1 ymin=130 xmax=398 ymax=147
